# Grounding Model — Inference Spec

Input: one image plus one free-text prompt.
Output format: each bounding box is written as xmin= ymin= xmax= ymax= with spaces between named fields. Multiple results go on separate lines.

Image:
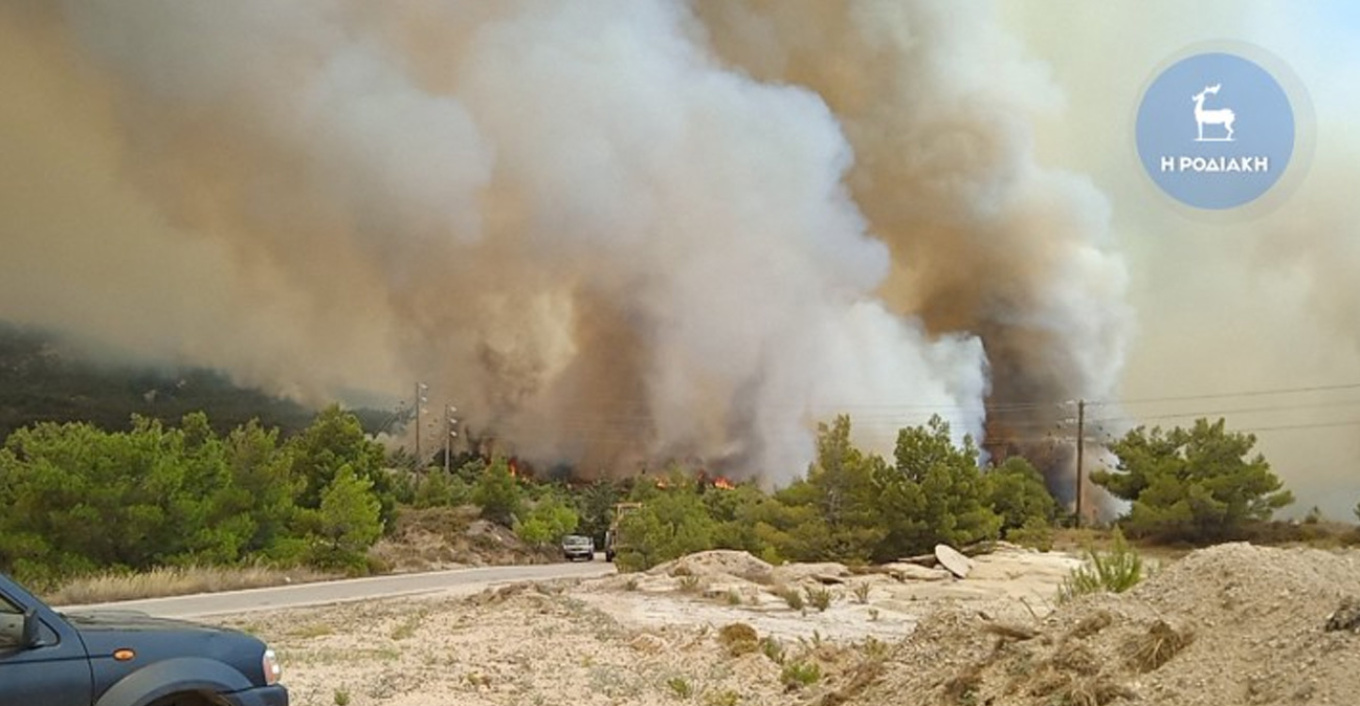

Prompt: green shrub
xmin=1005 ymin=516 xmax=1055 ymax=552
xmin=775 ymin=585 xmax=804 ymax=610
xmin=471 ymin=457 xmax=522 ymax=526
xmin=1058 ymin=528 xmax=1144 ymax=602
xmin=805 ymin=586 xmax=832 ymax=612
xmin=780 ymin=661 xmax=821 ymax=690
xmin=667 ymin=676 xmax=694 ymax=699
xmin=1092 ymin=419 xmax=1294 ymax=542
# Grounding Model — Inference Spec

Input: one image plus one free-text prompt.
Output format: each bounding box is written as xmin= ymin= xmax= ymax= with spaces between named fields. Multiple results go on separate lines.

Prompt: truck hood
xmin=60 ymin=609 xmax=263 ymax=666
xmin=61 ymin=609 xmax=233 ymax=635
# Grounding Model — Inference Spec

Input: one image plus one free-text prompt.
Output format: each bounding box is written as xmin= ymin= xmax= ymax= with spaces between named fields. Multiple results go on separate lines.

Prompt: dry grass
xmin=1124 ymin=620 xmax=1193 ymax=673
xmin=46 ymin=564 xmax=335 ymax=606
xmin=1054 ymin=676 xmax=1135 ymax=706
xmin=941 ymin=664 xmax=983 ymax=704
xmin=716 ymin=622 xmax=760 ymax=657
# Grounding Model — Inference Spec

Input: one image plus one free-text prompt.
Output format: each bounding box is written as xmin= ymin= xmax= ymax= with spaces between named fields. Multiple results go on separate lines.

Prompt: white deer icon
xmin=1192 ymin=84 xmax=1235 ymax=142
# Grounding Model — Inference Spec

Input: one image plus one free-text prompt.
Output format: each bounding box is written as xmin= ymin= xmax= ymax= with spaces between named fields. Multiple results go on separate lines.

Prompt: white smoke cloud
xmin=0 ymin=0 xmax=1136 ymax=485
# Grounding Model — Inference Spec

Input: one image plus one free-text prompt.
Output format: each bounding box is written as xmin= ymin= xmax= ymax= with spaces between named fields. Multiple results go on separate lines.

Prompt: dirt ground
xmin=215 ymin=542 xmax=1360 ymax=706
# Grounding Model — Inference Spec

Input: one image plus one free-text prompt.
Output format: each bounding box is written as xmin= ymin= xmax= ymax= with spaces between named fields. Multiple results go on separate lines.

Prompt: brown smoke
xmin=0 ymin=1 xmax=1130 ymax=488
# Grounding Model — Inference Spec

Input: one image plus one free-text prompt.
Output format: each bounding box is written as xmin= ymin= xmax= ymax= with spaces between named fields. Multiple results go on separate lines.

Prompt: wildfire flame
xmin=713 ymin=477 xmax=735 ymax=490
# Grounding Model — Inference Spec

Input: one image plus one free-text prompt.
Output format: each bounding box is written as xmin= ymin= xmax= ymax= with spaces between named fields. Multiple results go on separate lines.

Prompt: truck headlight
xmin=262 ymin=647 xmax=283 ymax=686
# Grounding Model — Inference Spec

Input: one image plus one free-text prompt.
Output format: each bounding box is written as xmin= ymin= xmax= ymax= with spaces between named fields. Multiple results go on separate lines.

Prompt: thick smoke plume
xmin=0 ymin=1 xmax=1128 ymax=487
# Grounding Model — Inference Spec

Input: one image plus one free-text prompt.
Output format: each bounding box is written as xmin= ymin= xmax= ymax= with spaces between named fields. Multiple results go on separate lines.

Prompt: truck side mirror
xmin=21 ymin=609 xmax=40 ymax=648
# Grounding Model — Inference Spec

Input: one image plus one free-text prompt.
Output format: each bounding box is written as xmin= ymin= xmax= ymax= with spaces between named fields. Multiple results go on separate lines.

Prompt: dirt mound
xmin=649 ymin=550 xmax=775 ymax=584
xmin=368 ymin=506 xmax=556 ymax=572
xmin=852 ymin=542 xmax=1360 ymax=706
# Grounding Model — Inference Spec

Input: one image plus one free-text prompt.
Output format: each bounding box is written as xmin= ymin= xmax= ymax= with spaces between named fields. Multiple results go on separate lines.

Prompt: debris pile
xmin=854 ymin=543 xmax=1360 ymax=706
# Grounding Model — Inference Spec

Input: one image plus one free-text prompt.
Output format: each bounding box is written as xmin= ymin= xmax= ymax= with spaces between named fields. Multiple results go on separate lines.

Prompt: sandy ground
xmin=214 ymin=544 xmax=1086 ymax=706
xmin=212 ymin=541 xmax=1360 ymax=706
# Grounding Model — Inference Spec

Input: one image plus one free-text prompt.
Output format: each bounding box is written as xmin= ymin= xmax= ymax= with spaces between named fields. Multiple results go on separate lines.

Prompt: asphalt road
xmin=56 ymin=558 xmax=616 ymax=619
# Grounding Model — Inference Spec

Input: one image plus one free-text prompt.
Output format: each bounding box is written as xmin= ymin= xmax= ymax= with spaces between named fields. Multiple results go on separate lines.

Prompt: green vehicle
xmin=603 ymin=502 xmax=643 ymax=563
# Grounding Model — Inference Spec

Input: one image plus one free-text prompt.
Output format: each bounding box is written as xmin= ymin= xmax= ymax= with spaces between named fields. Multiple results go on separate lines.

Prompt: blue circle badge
xmin=1136 ymin=52 xmax=1294 ymax=210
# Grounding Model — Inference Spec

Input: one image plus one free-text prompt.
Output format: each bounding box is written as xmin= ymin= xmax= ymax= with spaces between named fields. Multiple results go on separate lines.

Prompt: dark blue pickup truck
xmin=0 ymin=572 xmax=287 ymax=706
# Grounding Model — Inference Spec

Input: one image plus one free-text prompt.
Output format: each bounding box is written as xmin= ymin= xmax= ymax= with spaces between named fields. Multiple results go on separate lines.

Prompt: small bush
xmin=1058 ymin=528 xmax=1144 ymax=602
xmin=781 ymin=661 xmax=821 ymax=690
xmin=679 ymin=575 xmax=701 ymax=593
xmin=725 ymin=589 xmax=742 ymax=606
xmin=775 ymin=585 xmax=804 ymax=610
xmin=760 ymin=636 xmax=786 ymax=664
xmin=851 ymin=582 xmax=871 ymax=604
xmin=1006 ymin=516 xmax=1055 ymax=552
xmin=704 ymin=689 xmax=740 ymax=706
xmin=717 ymin=623 xmax=760 ymax=657
xmin=333 ymin=689 xmax=351 ymax=706
xmin=806 ymin=586 xmax=833 ymax=612
xmin=667 ymin=676 xmax=694 ymax=699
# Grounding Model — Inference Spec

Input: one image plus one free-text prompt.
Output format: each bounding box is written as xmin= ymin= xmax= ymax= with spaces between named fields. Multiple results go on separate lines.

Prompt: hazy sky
xmin=1005 ymin=1 xmax=1360 ymax=517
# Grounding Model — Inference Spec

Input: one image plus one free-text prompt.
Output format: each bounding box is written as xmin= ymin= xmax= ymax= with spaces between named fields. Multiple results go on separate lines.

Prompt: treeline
xmin=0 ymin=406 xmax=392 ymax=587
xmin=605 ymin=415 xmax=1058 ymax=571
xmin=0 ymin=402 xmax=1308 ymax=586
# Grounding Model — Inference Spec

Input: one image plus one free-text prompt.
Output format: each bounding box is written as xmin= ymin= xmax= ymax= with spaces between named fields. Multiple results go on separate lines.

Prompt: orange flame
xmin=713 ymin=477 xmax=735 ymax=490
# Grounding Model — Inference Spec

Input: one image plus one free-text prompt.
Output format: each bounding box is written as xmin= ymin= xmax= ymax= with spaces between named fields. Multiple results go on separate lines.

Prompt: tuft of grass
xmin=759 ymin=636 xmax=786 ymax=665
xmin=868 ymin=608 xmax=880 ymax=622
xmin=805 ymin=586 xmax=832 ymax=612
xmin=333 ymin=688 xmax=351 ymax=706
xmin=290 ymin=622 xmax=336 ymax=639
xmin=46 ymin=564 xmax=333 ymax=606
xmin=1124 ymin=620 xmax=1193 ymax=673
xmin=624 ymin=577 xmax=640 ymax=591
xmin=1058 ymin=528 xmax=1144 ymax=603
xmin=859 ymin=636 xmax=890 ymax=661
xmin=942 ymin=665 xmax=982 ymax=705
xmin=390 ymin=612 xmax=425 ymax=641
xmin=851 ymin=582 xmax=871 ymax=604
xmin=780 ymin=661 xmax=821 ymax=690
xmin=678 ymin=575 xmax=701 ymax=593
xmin=704 ymin=689 xmax=740 ymax=706
xmin=774 ymin=585 xmax=804 ymax=610
xmin=1052 ymin=676 xmax=1135 ymax=706
xmin=725 ymin=589 xmax=742 ymax=606
xmin=667 ymin=676 xmax=694 ymax=699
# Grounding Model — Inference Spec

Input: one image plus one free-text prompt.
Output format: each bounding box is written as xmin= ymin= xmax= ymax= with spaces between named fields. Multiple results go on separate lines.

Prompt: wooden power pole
xmin=1075 ymin=399 xmax=1085 ymax=526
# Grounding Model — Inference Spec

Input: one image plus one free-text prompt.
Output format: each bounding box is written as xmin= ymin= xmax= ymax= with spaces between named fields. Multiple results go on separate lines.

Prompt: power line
xmin=1091 ymin=382 xmax=1360 ymax=406
xmin=1087 ymin=398 xmax=1360 ymax=425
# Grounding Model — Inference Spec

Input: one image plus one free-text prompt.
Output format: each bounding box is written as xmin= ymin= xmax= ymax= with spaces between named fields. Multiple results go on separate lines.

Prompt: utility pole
xmin=1075 ymin=399 xmax=1085 ymax=527
xmin=414 ymin=382 xmax=428 ymax=470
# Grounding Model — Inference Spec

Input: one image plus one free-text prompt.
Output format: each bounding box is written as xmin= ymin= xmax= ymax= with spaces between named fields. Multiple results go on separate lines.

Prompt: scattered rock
xmin=880 ymin=563 xmax=952 ymax=582
xmin=1325 ymin=596 xmax=1360 ymax=633
xmin=630 ymin=633 xmax=667 ymax=654
xmin=934 ymin=544 xmax=974 ymax=579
